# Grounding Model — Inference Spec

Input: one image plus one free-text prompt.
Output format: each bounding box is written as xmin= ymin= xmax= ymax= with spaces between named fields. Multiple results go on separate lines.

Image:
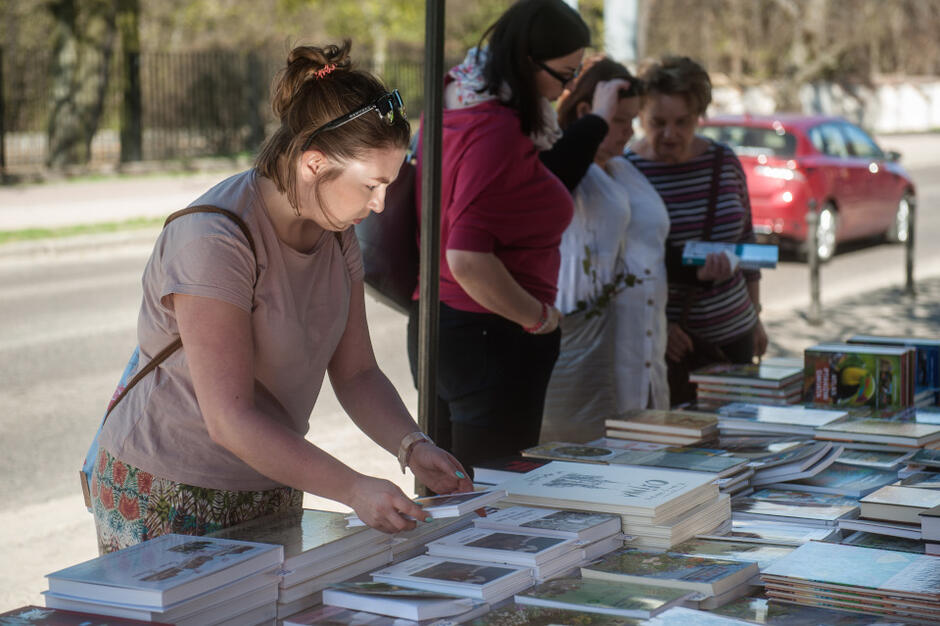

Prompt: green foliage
xmin=572 ymin=243 xmax=637 ymax=320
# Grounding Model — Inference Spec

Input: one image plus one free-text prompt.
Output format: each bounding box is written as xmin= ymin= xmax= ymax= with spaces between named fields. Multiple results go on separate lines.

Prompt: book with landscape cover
xmin=0 ymin=606 xmax=171 ymax=625
xmin=747 ymin=488 xmax=859 ymax=506
xmin=771 ymin=462 xmax=898 ymax=498
xmin=743 ymin=441 xmax=831 ymax=469
xmin=425 ymin=528 xmax=576 ymax=567
xmin=580 ymin=548 xmax=758 ymax=597
xmin=608 ymin=449 xmax=749 ymax=477
xmin=586 ymin=437 xmax=671 ymax=451
xmin=521 ymin=442 xmax=627 ymax=464
xmin=45 ymin=534 xmax=283 ymax=609
xmin=346 ymin=490 xmax=505 ymax=527
xmin=471 ymin=506 xmax=620 ymax=543
xmin=370 ymin=555 xmax=533 ymax=603
xmin=690 ymin=363 xmax=802 ymax=389
xmin=840 ymin=531 xmax=925 ymax=553
xmin=717 ymin=403 xmax=849 ymax=434
xmin=730 ymin=497 xmax=858 ymax=527
xmin=749 ymin=444 xmax=843 ymax=486
xmin=469 ymin=603 xmax=644 ymax=625
xmin=804 ymin=344 xmax=913 ymax=409
xmin=909 ymin=448 xmax=940 ymax=468
xmin=513 ymin=577 xmax=691 ymax=619
xmin=836 ymin=517 xmax=921 ymax=540
xmin=321 ymin=582 xmax=480 ymax=621
xmin=837 ymin=448 xmax=915 ymax=470
xmin=605 ymin=410 xmax=718 ymax=437
xmin=697 ymin=519 xmax=840 ymax=546
xmin=499 ymin=461 xmax=719 ymax=522
xmin=859 ymin=485 xmax=940 ymax=524
xmin=669 ymin=538 xmax=794 ymax=570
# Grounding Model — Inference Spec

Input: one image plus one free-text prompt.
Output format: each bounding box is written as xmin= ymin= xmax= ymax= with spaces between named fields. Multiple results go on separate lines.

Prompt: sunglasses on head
xmin=300 ymin=89 xmax=406 ymax=152
xmin=535 ymin=60 xmax=580 ymax=86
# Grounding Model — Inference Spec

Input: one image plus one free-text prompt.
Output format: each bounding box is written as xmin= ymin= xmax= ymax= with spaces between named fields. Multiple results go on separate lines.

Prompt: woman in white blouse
xmin=542 ymin=56 xmax=670 ymax=443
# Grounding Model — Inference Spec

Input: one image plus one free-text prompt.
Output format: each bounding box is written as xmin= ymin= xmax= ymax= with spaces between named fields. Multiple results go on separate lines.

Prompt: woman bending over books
xmin=90 ymin=41 xmax=472 ymax=554
xmin=624 ymin=56 xmax=768 ymax=406
xmin=541 ymin=56 xmax=670 ymax=443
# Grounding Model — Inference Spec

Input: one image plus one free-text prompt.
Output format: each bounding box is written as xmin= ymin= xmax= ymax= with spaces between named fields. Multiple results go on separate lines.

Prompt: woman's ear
xmin=575 ymin=101 xmax=592 ymax=119
xmin=300 ymin=149 xmax=327 ymax=182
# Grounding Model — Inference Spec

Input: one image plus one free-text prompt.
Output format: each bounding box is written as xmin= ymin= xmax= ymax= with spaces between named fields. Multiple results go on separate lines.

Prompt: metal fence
xmin=0 ymin=47 xmax=426 ymax=172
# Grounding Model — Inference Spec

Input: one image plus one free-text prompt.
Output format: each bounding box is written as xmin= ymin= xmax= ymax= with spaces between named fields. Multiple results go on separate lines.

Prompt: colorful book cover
xmin=761 ymin=541 xmax=940 ymax=596
xmin=731 ymin=498 xmax=858 ymax=525
xmin=848 ymin=335 xmax=940 ymax=394
xmin=681 ymin=241 xmax=779 ymax=270
xmin=670 ymin=538 xmax=794 ymax=570
xmin=840 ymin=531 xmax=926 ymax=553
xmin=522 ymin=442 xmax=625 ymax=464
xmin=581 ymin=548 xmax=758 ymax=595
xmin=748 ymin=488 xmax=859 ymax=506
xmin=837 ymin=448 xmax=913 ymax=470
xmin=514 ymin=577 xmax=690 ymax=618
xmin=804 ymin=348 xmax=908 ymax=409
xmin=782 ymin=463 xmax=897 ymax=497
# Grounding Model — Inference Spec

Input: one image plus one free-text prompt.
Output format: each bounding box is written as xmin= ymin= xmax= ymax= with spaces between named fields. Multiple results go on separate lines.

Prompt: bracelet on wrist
xmin=397 ymin=431 xmax=433 ymax=474
xmin=523 ymin=302 xmax=550 ymax=334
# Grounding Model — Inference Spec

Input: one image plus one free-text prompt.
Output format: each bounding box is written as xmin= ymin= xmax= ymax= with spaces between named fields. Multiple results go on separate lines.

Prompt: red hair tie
xmin=315 ymin=63 xmax=337 ymax=79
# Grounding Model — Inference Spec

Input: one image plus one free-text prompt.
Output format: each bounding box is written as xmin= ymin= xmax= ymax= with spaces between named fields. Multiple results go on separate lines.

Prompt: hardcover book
xmin=425 ymin=528 xmax=576 ymax=567
xmin=580 ymin=548 xmax=759 ymax=597
xmin=605 ymin=410 xmax=718 ymax=436
xmin=841 ymin=531 xmax=925 ymax=553
xmin=45 ymin=534 xmax=283 ymax=609
xmin=730 ymin=497 xmax=859 ymax=527
xmin=513 ymin=577 xmax=691 ymax=618
xmin=804 ymin=344 xmax=914 ymax=409
xmin=859 ymin=485 xmax=940 ymax=524
xmin=346 ymin=490 xmax=505 ymax=527
xmin=690 ymin=363 xmax=802 ymax=389
xmin=814 ymin=419 xmax=940 ymax=446
xmin=471 ymin=455 xmax=551 ymax=485
xmin=0 ymin=606 xmax=170 ymax=625
xmin=470 ymin=506 xmax=620 ymax=542
xmin=499 ymin=461 xmax=719 ymax=522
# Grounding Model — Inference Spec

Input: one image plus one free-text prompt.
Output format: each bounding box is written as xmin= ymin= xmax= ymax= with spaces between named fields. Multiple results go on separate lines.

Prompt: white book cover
xmin=45 ymin=534 xmax=283 ymax=608
xmin=346 ymin=490 xmax=505 ymax=527
xmin=370 ymin=555 xmax=532 ymax=602
xmin=322 ymin=582 xmax=480 ymax=621
xmin=500 ymin=461 xmax=718 ymax=520
xmin=471 ymin=506 xmax=621 ymax=542
xmin=426 ymin=527 xmax=576 ymax=567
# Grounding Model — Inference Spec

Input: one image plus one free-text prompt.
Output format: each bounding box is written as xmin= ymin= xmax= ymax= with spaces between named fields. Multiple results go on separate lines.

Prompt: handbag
xmin=80 ymin=205 xmax=259 ymax=509
xmin=667 ymin=150 xmax=731 ymax=406
xmin=353 ymin=134 xmax=420 ymax=314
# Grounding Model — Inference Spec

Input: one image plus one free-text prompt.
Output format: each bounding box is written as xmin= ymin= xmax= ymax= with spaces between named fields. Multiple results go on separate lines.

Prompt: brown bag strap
xmin=680 ymin=146 xmax=725 ymax=327
xmin=102 ymin=204 xmax=259 ymax=423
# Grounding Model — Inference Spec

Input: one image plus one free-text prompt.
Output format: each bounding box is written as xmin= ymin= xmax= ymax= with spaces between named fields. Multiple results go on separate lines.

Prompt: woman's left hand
xmin=407 ymin=442 xmax=474 ymax=495
xmin=753 ymin=319 xmax=768 ymax=359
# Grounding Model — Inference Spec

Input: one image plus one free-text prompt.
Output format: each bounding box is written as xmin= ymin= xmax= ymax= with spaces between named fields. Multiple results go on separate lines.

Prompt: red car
xmin=699 ymin=114 xmax=916 ymax=261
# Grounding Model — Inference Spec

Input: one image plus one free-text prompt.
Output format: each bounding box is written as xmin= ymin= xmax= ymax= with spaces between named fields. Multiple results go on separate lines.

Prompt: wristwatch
xmin=397 ymin=431 xmax=433 ymax=474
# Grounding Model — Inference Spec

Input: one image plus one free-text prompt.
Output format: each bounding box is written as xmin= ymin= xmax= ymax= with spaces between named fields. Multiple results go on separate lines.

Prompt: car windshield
xmin=700 ymin=125 xmax=797 ymax=158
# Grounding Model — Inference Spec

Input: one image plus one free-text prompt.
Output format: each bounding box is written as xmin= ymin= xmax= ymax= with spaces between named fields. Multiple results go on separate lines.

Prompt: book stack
xmin=471 ymin=506 xmax=624 ymax=562
xmin=847 ymin=334 xmax=940 ymax=407
xmin=717 ymin=402 xmax=849 ymax=436
xmin=690 ymin=363 xmax=803 ymax=408
xmin=284 ymin=600 xmax=491 ymax=625
xmin=0 ymin=606 xmax=170 ymax=625
xmin=471 ymin=455 xmax=551 ymax=487
xmin=835 ymin=484 xmax=940 ymax=541
xmin=43 ymin=534 xmax=282 ymax=626
xmin=345 ymin=490 xmax=507 ymax=528
xmin=730 ymin=495 xmax=859 ymax=529
xmin=698 ymin=518 xmax=841 ymax=546
xmin=760 ymin=541 xmax=940 ymax=621
xmin=207 ymin=508 xmax=393 ymax=621
xmin=580 ymin=547 xmax=761 ymax=610
xmin=764 ymin=461 xmax=898 ymax=498
xmin=746 ymin=441 xmax=843 ymax=487
xmin=668 ymin=538 xmax=794 ymax=570
xmin=814 ymin=419 xmax=940 ymax=451
xmin=512 ymin=576 xmax=692 ymax=619
xmin=499 ymin=461 xmax=729 ymax=549
xmin=388 ymin=513 xmax=481 ymax=563
xmin=922 ymin=504 xmax=940 ymax=555
xmin=605 ymin=410 xmax=718 ymax=446
xmin=319 ymin=582 xmax=486 ymax=622
xmin=804 ymin=343 xmax=916 ymax=410
xmin=369 ymin=555 xmax=534 ymax=605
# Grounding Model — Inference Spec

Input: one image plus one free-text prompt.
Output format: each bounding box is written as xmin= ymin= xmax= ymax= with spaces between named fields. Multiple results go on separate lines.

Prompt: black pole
xmin=417 ymin=0 xmax=444 ymax=492
xmin=806 ymin=202 xmax=822 ymax=326
xmin=0 ymin=47 xmax=6 ymax=173
xmin=905 ymin=195 xmax=916 ymax=297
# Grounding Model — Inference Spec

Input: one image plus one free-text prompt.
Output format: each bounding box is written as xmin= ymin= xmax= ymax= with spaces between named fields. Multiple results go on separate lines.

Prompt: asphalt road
xmin=0 ymin=162 xmax=937 ymax=611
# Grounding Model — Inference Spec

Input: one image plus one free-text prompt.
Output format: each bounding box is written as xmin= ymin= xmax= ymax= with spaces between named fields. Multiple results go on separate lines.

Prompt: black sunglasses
xmin=300 ymin=89 xmax=406 ymax=152
xmin=535 ymin=60 xmax=580 ymax=86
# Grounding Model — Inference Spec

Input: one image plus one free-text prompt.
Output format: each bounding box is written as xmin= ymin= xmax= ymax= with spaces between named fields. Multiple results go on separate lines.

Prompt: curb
xmin=0 ymin=227 xmax=162 ymax=261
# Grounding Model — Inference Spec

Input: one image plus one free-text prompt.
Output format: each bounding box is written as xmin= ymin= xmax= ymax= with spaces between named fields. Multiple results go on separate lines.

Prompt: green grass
xmin=0 ymin=217 xmax=164 ymax=245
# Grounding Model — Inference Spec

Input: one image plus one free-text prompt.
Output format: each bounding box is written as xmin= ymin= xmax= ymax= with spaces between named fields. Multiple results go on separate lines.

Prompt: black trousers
xmin=668 ymin=328 xmax=755 ymax=407
xmin=407 ymin=301 xmax=561 ymax=476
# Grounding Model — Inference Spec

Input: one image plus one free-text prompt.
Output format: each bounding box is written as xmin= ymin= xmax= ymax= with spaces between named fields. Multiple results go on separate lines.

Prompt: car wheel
xmin=804 ymin=203 xmax=838 ymax=263
xmin=885 ymin=193 xmax=912 ymax=243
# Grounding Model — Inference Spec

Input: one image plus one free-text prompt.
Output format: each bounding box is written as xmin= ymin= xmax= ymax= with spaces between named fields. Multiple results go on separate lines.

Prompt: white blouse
xmin=555 ymin=157 xmax=670 ymax=412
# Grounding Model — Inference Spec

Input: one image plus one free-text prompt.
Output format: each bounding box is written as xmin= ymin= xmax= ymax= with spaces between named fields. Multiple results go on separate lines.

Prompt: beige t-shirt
xmin=99 ymin=170 xmax=364 ymax=490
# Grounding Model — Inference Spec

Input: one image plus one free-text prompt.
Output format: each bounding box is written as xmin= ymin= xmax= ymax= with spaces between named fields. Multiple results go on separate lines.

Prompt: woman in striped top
xmin=625 ymin=56 xmax=767 ymax=405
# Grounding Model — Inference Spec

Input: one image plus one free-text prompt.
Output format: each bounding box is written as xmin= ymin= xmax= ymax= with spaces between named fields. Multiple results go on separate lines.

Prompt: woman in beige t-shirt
xmin=91 ymin=42 xmax=471 ymax=553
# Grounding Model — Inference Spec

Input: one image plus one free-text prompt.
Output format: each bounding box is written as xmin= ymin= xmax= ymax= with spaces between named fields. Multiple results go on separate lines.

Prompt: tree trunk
xmin=47 ymin=0 xmax=117 ymax=169
xmin=118 ymin=0 xmax=142 ymax=162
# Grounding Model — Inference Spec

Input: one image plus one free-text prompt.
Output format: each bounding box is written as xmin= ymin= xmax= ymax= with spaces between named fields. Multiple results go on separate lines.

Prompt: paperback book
xmin=690 ymin=363 xmax=802 ymax=389
xmin=321 ymin=582 xmax=480 ymax=621
xmin=424 ymin=528 xmax=577 ymax=567
xmin=605 ymin=410 xmax=718 ymax=437
xmin=730 ymin=497 xmax=859 ymax=527
xmin=370 ymin=555 xmax=533 ymax=604
xmin=814 ymin=419 xmax=940 ymax=447
xmin=669 ymin=538 xmax=794 ymax=570
xmin=608 ymin=449 xmax=749 ymax=477
xmin=859 ymin=485 xmax=940 ymax=524
xmin=0 ymin=606 xmax=170 ymax=625
xmin=470 ymin=506 xmax=621 ymax=543
xmin=840 ymin=530 xmax=925 ymax=553
xmin=471 ymin=456 xmax=550 ymax=486
xmin=769 ymin=462 xmax=898 ymax=498
xmin=346 ymin=490 xmax=505 ymax=527
xmin=804 ymin=344 xmax=914 ymax=409
xmin=681 ymin=241 xmax=779 ymax=270
xmin=697 ymin=519 xmax=840 ymax=546
xmin=521 ymin=442 xmax=629 ymax=464
xmin=513 ymin=577 xmax=691 ymax=619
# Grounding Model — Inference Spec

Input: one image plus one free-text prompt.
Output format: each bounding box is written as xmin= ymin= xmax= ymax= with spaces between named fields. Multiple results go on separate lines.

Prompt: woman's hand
xmin=347 ymin=475 xmax=432 ymax=534
xmin=407 ymin=442 xmax=475 ymax=495
xmin=696 ymin=251 xmax=734 ymax=282
xmin=530 ymin=305 xmax=562 ymax=335
xmin=666 ymin=322 xmax=694 ymax=362
xmin=591 ymin=78 xmax=633 ymax=124
xmin=753 ymin=319 xmax=768 ymax=359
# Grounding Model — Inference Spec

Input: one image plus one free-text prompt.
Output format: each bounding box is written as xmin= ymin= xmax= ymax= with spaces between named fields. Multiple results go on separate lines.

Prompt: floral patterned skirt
xmin=91 ymin=447 xmax=302 ymax=555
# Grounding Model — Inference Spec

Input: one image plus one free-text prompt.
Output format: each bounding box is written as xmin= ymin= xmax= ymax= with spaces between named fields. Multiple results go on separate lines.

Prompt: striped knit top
xmin=625 ymin=139 xmax=760 ymax=345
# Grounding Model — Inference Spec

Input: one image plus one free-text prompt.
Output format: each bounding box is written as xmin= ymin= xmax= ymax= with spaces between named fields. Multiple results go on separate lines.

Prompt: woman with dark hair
xmin=91 ymin=41 xmax=471 ymax=553
xmin=625 ymin=56 xmax=768 ymax=406
xmin=542 ymin=56 xmax=671 ymax=443
xmin=407 ymin=0 xmax=621 ymax=473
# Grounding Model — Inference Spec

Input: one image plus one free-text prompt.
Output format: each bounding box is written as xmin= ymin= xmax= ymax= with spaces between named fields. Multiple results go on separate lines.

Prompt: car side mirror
xmin=884 ymin=150 xmax=902 ymax=163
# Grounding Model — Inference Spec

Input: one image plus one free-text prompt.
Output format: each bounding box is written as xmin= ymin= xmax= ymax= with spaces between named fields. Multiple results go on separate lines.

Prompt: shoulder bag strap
xmin=101 ymin=204 xmax=259 ymax=423
xmin=680 ymin=145 xmax=725 ymax=326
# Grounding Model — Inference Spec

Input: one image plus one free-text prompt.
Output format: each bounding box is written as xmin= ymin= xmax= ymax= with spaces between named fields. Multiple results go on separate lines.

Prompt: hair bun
xmin=273 ymin=40 xmax=354 ymax=120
